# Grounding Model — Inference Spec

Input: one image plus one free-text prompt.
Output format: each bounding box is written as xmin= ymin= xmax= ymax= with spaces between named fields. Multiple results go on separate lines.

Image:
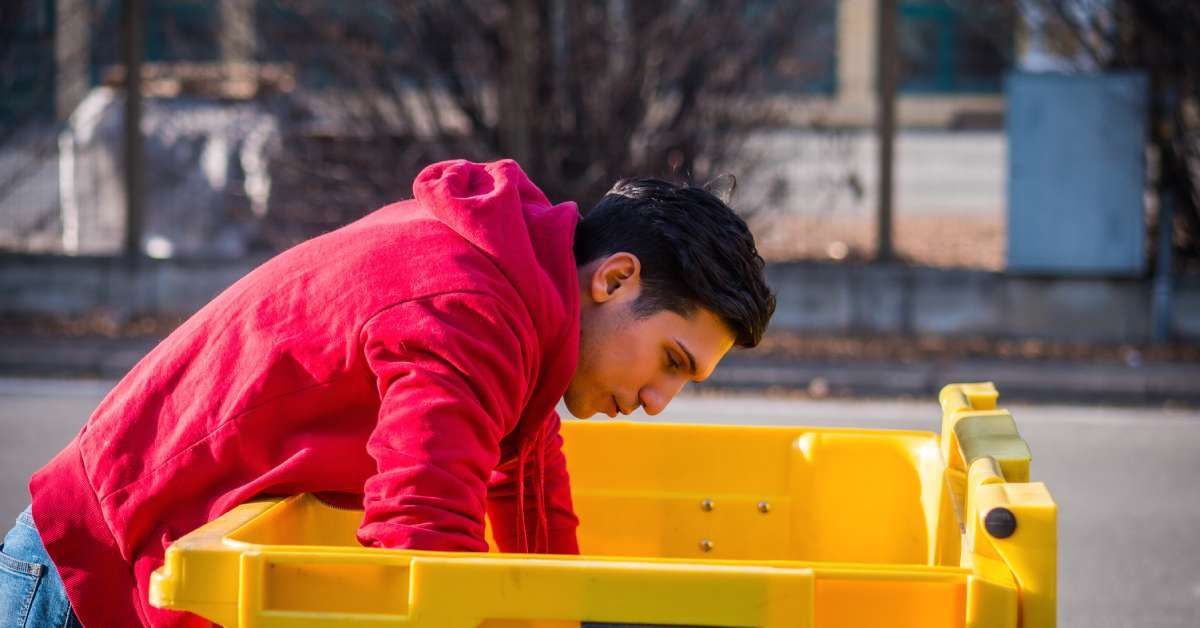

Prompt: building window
xmin=897 ymin=0 xmax=1014 ymax=93
xmin=144 ymin=0 xmax=220 ymax=63
xmin=0 ymin=0 xmax=55 ymax=121
xmin=766 ymin=0 xmax=838 ymax=94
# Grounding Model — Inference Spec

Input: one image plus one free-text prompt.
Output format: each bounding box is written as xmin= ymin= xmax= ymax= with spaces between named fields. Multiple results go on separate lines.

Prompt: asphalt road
xmin=2 ymin=378 xmax=1198 ymax=627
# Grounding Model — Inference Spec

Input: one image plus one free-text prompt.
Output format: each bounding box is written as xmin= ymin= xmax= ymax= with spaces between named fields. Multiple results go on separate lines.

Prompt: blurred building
xmin=0 ymin=0 xmax=1018 ymax=258
xmin=3 ymin=1 xmax=1196 ymax=344
xmin=782 ymin=0 xmax=1012 ymax=129
xmin=2 ymin=1 xmax=1015 ymax=129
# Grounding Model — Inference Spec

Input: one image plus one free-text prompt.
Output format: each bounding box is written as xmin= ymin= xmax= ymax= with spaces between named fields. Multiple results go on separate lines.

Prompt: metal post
xmin=55 ymin=0 xmax=92 ymax=121
xmin=1151 ymin=188 xmax=1174 ymax=343
xmin=1151 ymin=85 xmax=1179 ymax=344
xmin=501 ymin=0 xmax=534 ymax=166
xmin=121 ymin=0 xmax=144 ymax=262
xmin=875 ymin=0 xmax=897 ymax=262
xmin=219 ymin=0 xmax=256 ymax=64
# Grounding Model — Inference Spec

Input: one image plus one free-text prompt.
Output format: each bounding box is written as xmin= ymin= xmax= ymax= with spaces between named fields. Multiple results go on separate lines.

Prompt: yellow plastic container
xmin=150 ymin=382 xmax=1056 ymax=627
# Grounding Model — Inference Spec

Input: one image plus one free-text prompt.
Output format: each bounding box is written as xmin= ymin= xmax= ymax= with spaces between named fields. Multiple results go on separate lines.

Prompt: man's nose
xmin=639 ymin=378 xmax=687 ymax=416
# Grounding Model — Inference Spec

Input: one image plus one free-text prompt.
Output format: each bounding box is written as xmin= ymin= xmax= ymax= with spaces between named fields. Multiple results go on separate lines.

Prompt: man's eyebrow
xmin=672 ymin=337 xmax=698 ymax=376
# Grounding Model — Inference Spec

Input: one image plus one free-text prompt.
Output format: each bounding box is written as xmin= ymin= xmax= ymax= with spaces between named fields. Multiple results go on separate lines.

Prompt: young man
xmin=0 ymin=159 xmax=775 ymax=627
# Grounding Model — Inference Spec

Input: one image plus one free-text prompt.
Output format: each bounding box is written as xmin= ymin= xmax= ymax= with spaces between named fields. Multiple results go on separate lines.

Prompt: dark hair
xmin=574 ymin=177 xmax=776 ymax=348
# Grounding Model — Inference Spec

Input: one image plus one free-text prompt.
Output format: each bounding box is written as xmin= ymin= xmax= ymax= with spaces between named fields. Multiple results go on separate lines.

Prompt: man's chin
xmin=562 ymin=394 xmax=593 ymax=419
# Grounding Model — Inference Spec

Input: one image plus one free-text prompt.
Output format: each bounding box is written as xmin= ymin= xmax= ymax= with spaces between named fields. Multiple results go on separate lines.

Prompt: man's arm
xmin=487 ymin=411 xmax=580 ymax=554
xmin=357 ymin=292 xmax=531 ymax=552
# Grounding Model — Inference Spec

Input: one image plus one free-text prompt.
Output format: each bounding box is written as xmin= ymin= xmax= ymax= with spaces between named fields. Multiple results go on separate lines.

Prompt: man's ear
xmin=588 ymin=252 xmax=641 ymax=303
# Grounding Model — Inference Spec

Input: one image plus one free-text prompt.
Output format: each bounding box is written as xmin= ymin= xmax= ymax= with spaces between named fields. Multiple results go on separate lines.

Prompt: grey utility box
xmin=1006 ymin=72 xmax=1148 ymax=275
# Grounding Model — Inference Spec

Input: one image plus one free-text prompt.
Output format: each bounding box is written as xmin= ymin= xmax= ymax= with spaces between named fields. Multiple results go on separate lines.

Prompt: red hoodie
xmin=28 ymin=159 xmax=582 ymax=627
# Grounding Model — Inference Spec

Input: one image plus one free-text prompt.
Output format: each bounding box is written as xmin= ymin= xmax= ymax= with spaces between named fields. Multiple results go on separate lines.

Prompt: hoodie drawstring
xmin=513 ymin=424 xmax=551 ymax=554
xmin=534 ymin=426 xmax=550 ymax=553
xmin=516 ymin=443 xmax=529 ymax=553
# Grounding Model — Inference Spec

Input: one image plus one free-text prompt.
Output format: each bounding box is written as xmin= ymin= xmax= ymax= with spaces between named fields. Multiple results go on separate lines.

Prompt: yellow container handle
xmin=237 ymin=549 xmax=817 ymax=628
xmin=938 ymin=382 xmax=1030 ymax=482
xmin=940 ymin=383 xmax=1056 ymax=628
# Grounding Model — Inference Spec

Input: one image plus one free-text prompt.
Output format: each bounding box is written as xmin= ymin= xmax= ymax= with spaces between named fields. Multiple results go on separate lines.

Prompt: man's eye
xmin=666 ymin=353 xmax=679 ymax=370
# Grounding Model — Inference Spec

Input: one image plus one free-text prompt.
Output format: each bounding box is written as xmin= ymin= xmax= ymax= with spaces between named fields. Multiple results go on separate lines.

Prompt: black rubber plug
xmin=984 ymin=507 xmax=1018 ymax=539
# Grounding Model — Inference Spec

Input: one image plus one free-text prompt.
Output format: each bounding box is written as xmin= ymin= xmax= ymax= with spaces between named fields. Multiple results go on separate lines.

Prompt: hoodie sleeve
xmin=357 ymin=292 xmax=531 ymax=552
xmin=487 ymin=411 xmax=580 ymax=554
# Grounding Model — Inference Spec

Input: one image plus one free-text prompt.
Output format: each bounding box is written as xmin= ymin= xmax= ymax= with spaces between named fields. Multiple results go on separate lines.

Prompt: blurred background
xmin=2 ymin=0 xmax=1200 ymax=367
xmin=1 ymin=1 xmax=1199 ymax=626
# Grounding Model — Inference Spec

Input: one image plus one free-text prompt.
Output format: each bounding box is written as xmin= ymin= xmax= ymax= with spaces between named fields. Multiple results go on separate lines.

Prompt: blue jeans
xmin=0 ymin=507 xmax=80 ymax=628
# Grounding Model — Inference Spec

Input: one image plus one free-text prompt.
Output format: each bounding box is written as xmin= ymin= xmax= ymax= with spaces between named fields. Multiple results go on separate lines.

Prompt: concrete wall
xmin=2 ymin=255 xmax=1197 ymax=343
xmin=766 ymin=262 xmax=1196 ymax=342
xmin=0 ymin=254 xmax=262 ymax=318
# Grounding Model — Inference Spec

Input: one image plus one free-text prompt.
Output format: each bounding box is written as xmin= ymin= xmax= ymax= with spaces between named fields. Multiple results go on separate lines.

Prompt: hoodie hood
xmin=413 ymin=159 xmax=582 ymax=553
xmin=413 ymin=159 xmax=581 ymax=443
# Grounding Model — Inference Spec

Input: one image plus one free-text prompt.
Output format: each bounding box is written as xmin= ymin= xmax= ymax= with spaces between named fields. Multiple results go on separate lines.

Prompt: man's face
xmin=565 ymin=253 xmax=736 ymax=419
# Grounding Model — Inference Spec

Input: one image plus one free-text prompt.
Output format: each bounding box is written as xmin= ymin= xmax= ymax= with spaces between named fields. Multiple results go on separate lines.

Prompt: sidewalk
xmin=705 ymin=353 xmax=1200 ymax=404
xmin=2 ymin=333 xmax=1197 ymax=405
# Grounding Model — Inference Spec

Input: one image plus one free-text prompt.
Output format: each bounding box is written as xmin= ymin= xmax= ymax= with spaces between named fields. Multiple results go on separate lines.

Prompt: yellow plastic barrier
xmin=150 ymin=382 xmax=1056 ymax=627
